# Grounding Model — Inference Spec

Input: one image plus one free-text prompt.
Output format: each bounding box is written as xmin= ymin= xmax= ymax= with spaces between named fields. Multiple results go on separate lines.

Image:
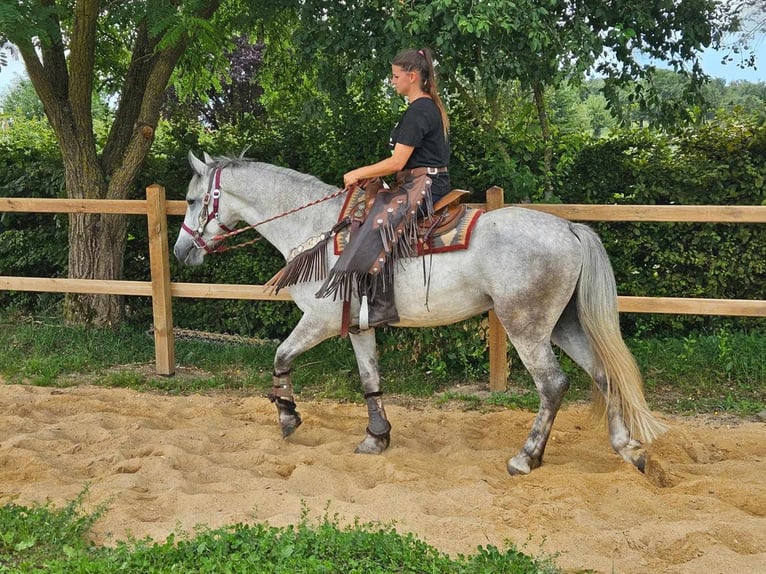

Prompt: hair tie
xmin=418 ymin=49 xmax=424 ymax=56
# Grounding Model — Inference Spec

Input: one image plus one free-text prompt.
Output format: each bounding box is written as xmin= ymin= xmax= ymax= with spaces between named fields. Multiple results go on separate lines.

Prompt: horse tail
xmin=569 ymin=223 xmax=666 ymax=443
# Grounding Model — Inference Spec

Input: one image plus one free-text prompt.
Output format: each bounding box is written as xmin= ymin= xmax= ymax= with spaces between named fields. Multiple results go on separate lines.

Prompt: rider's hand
xmin=343 ymin=169 xmax=362 ymax=189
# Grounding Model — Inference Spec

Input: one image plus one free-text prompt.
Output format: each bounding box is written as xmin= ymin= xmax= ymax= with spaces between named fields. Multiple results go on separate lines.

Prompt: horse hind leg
xmin=349 ymin=329 xmax=391 ymax=454
xmin=506 ymin=339 xmax=571 ymax=475
xmin=551 ymin=302 xmax=647 ymax=472
xmin=592 ymin=374 xmax=648 ymax=472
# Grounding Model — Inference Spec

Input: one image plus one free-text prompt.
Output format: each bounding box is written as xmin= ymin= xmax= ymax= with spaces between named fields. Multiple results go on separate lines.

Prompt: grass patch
xmin=0 ymin=496 xmax=560 ymax=574
xmin=0 ymin=311 xmax=763 ymax=417
xmin=0 ymin=489 xmax=107 ymax=572
xmin=631 ymin=329 xmax=766 ymax=415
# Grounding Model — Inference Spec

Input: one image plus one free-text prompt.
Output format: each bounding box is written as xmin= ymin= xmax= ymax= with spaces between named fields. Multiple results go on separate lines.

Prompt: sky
xmin=696 ymin=37 xmax=766 ymax=83
xmin=1 ymin=37 xmax=764 ymax=99
xmin=0 ymin=56 xmax=27 ymax=98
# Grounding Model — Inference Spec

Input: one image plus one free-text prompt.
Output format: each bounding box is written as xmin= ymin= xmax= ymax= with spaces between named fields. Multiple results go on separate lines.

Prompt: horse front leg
xmin=270 ymin=369 xmax=302 ymax=438
xmin=349 ymin=330 xmax=391 ymax=454
xmin=270 ymin=314 xmax=336 ymax=437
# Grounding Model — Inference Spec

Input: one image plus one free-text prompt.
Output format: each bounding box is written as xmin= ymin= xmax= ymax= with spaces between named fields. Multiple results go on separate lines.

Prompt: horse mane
xmin=208 ymin=154 xmax=253 ymax=171
xmin=208 ymin=154 xmax=330 ymax=191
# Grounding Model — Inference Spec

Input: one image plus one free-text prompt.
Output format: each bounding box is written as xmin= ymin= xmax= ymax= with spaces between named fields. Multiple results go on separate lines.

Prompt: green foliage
xmin=0 ymin=77 xmax=44 ymax=119
xmin=0 ymin=489 xmax=106 ymax=571
xmin=292 ymin=0 xmax=735 ymax=127
xmin=0 ymin=496 xmax=559 ymax=573
xmin=556 ymin=113 xmax=766 ymax=335
xmin=0 ymin=120 xmax=66 ymax=313
xmin=379 ymin=317 xmax=490 ymax=382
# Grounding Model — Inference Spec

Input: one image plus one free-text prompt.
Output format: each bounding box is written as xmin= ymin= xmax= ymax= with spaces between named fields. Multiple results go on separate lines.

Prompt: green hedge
xmin=1 ymin=113 xmax=764 ymax=376
xmin=0 ymin=119 xmax=67 ymax=313
xmin=556 ymin=115 xmax=766 ymax=335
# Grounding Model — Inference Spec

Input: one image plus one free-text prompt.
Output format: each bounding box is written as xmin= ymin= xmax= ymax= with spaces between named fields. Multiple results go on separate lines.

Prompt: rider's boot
xmin=352 ymin=275 xmax=399 ymax=331
xmin=367 ymin=283 xmax=399 ymax=328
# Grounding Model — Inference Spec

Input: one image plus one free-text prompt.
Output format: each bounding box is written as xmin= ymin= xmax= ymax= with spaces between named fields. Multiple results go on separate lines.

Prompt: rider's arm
xmin=343 ymin=143 xmax=414 ymax=188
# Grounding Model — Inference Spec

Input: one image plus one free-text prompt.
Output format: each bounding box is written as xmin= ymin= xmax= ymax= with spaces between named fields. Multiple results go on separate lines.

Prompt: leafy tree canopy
xmin=293 ymin=0 xmax=742 ymax=123
xmin=0 ymin=0 xmax=288 ymax=326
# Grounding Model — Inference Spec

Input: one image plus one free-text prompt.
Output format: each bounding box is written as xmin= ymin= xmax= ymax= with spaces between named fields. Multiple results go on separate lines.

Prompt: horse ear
xmin=188 ymin=151 xmax=208 ymax=176
xmin=203 ymin=152 xmax=214 ymax=164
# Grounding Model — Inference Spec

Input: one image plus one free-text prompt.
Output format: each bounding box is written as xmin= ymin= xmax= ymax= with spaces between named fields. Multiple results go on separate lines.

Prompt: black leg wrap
xmin=269 ymin=395 xmax=298 ymax=416
xmin=365 ymin=393 xmax=392 ymax=437
xmin=268 ymin=370 xmax=302 ymax=437
xmin=269 ymin=370 xmax=295 ymax=402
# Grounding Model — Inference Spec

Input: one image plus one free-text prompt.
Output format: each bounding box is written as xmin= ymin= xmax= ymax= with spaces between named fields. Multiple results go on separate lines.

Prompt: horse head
xmin=173 ymin=151 xmax=241 ymax=266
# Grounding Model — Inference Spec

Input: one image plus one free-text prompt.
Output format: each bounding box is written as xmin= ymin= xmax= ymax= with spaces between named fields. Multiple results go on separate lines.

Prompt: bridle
xmin=180 ymin=166 xmax=349 ymax=254
xmin=180 ymin=168 xmax=237 ymax=254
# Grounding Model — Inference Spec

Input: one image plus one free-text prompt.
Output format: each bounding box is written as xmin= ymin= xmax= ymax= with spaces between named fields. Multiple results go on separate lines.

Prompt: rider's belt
xmin=397 ymin=166 xmax=448 ymax=179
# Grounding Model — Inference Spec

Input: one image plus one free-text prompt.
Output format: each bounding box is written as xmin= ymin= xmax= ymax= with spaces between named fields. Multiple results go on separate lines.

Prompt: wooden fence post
xmin=485 ymin=186 xmax=509 ymax=392
xmin=146 ymin=184 xmax=175 ymax=376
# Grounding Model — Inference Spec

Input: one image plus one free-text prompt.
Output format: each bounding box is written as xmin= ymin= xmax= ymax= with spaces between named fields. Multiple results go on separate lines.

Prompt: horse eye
xmin=186 ymin=198 xmax=195 ymax=206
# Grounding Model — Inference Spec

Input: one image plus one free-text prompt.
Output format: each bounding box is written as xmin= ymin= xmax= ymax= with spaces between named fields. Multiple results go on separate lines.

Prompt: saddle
xmin=417 ymin=190 xmax=470 ymax=253
xmin=333 ymin=182 xmax=475 ymax=257
xmin=267 ymin=178 xmax=481 ymax=298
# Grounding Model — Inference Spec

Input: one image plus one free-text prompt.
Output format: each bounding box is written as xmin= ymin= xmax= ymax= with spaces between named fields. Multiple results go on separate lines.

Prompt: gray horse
xmin=173 ymin=152 xmax=666 ymax=476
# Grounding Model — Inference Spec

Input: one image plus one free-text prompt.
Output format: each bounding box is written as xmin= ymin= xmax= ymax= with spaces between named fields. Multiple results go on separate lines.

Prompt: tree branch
xmin=68 ymin=0 xmax=99 ymax=139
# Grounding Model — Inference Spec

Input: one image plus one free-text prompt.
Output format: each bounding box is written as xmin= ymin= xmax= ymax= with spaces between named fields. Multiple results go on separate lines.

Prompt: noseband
xmin=181 ymin=168 xmax=236 ymax=253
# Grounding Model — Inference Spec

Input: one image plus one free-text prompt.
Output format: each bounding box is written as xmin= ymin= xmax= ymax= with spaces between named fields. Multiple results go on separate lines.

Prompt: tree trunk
xmin=11 ymin=1 xmax=218 ymax=326
xmin=65 ymin=212 xmax=128 ymax=326
xmin=532 ymin=80 xmax=554 ymax=201
xmin=59 ymin=150 xmax=129 ymax=326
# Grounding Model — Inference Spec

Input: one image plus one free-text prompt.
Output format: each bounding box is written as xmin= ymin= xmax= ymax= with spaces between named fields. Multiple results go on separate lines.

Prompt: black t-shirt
xmin=389 ymin=98 xmax=450 ymax=200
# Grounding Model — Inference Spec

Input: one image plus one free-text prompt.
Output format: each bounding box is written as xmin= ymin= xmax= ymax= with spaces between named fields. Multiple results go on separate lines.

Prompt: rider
xmin=336 ymin=48 xmax=451 ymax=329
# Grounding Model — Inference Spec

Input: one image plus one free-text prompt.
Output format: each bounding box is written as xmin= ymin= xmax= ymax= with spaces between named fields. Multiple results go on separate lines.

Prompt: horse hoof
xmin=507 ymin=453 xmax=541 ymax=476
xmin=617 ymin=439 xmax=647 ymax=473
xmin=279 ymin=412 xmax=302 ymax=438
xmin=355 ymin=431 xmax=390 ymax=454
xmin=633 ymin=452 xmax=647 ymax=473
xmin=507 ymin=455 xmax=531 ymax=476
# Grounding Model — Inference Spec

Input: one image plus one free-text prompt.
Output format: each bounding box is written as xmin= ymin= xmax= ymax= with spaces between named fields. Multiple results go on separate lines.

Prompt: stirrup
xmin=359 ymin=295 xmax=370 ymax=331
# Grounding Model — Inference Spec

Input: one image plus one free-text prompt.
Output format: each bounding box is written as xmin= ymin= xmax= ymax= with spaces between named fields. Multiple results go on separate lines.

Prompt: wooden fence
xmin=1 ymin=185 xmax=765 ymax=391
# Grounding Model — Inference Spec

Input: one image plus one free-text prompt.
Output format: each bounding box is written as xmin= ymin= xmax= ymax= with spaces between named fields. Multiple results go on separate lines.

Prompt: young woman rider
xmin=319 ymin=48 xmax=450 ymax=330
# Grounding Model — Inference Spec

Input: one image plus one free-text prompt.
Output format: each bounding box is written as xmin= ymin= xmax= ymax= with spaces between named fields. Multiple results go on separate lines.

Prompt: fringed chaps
xmin=315 ymin=170 xmax=433 ymax=302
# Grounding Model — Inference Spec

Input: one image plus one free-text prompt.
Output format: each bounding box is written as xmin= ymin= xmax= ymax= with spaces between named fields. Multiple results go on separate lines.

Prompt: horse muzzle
xmin=173 ymin=232 xmax=207 ymax=266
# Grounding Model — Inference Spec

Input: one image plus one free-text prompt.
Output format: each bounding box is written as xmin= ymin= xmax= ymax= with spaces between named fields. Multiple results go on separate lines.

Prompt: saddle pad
xmin=334 ymin=184 xmax=483 ymax=256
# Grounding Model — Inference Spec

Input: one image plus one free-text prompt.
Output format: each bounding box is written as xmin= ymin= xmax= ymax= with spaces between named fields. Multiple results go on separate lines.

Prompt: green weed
xmin=0 ymin=488 xmax=107 ymax=572
xmin=0 ymin=495 xmax=560 ymax=573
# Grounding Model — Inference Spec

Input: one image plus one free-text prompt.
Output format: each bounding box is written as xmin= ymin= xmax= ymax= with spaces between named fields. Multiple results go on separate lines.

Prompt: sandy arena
xmin=1 ymin=383 xmax=764 ymax=573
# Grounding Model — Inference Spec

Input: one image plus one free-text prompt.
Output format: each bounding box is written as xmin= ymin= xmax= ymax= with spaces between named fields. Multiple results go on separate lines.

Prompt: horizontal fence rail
xmin=1 ymin=187 xmax=765 ymax=388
